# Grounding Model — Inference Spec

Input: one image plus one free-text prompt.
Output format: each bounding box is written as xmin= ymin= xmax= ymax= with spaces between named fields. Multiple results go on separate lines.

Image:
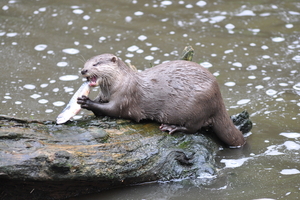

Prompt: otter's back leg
xmin=159 ymin=119 xmax=205 ymax=134
xmin=159 ymin=124 xmax=188 ymax=134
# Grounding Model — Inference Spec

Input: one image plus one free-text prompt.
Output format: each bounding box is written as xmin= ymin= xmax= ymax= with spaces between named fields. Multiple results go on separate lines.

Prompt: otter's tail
xmin=212 ymin=106 xmax=245 ymax=147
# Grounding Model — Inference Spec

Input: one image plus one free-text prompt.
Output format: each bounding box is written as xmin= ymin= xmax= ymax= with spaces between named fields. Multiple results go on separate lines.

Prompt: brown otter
xmin=77 ymin=54 xmax=245 ymax=147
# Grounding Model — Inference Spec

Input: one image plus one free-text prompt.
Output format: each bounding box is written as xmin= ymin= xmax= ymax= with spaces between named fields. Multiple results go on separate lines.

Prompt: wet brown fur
xmin=78 ymin=54 xmax=245 ymax=147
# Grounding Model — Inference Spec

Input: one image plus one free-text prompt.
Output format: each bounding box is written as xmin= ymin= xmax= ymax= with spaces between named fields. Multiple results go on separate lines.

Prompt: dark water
xmin=1 ymin=0 xmax=299 ymax=199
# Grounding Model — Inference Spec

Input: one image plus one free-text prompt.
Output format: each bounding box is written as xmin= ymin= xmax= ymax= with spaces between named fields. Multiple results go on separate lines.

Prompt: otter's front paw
xmin=77 ymin=95 xmax=93 ymax=110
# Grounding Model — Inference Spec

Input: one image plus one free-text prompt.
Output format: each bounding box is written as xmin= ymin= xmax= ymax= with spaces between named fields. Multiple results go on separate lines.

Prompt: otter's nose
xmin=81 ymin=69 xmax=88 ymax=75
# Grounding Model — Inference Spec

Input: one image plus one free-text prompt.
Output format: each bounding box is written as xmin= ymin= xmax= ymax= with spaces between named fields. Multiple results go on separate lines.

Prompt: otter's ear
xmin=111 ymin=56 xmax=117 ymax=63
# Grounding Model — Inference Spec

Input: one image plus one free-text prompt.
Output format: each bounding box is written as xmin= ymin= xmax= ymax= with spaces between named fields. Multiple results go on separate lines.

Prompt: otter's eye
xmin=93 ymin=62 xmax=101 ymax=66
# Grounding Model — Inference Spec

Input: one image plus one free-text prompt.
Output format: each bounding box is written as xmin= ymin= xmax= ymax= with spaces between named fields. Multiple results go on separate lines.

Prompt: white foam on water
xmin=84 ymin=44 xmax=92 ymax=49
xmin=45 ymin=109 xmax=53 ymax=113
xmin=224 ymin=49 xmax=233 ymax=54
xmin=266 ymin=89 xmax=277 ymax=96
xmin=292 ymin=55 xmax=300 ymax=63
xmin=220 ymin=157 xmax=252 ymax=168
xmin=246 ymin=65 xmax=257 ymax=70
xmin=232 ymin=62 xmax=242 ymax=67
xmin=23 ymin=84 xmax=36 ymax=90
xmin=280 ymin=132 xmax=300 ymax=139
xmin=196 ymin=1 xmax=207 ymax=7
xmin=293 ymin=83 xmax=300 ymax=90
xmin=83 ymin=15 xmax=90 ymax=20
xmin=62 ymin=48 xmax=80 ymax=55
xmin=53 ymin=101 xmax=65 ymax=107
xmin=134 ymin=11 xmax=143 ymax=16
xmin=264 ymin=145 xmax=284 ymax=156
xmin=283 ymin=141 xmax=300 ymax=150
xmin=38 ymin=99 xmax=48 ymax=104
xmin=279 ymin=83 xmax=288 ymax=87
xmin=73 ymin=9 xmax=83 ymax=14
xmin=99 ymin=36 xmax=106 ymax=42
xmin=145 ymin=55 xmax=154 ymax=61
xmin=236 ymin=10 xmax=256 ymax=16
xmin=34 ymin=44 xmax=47 ymax=51
xmin=59 ymin=75 xmax=79 ymax=81
xmin=40 ymin=83 xmax=48 ymax=88
xmin=225 ymin=23 xmax=235 ymax=29
xmin=30 ymin=94 xmax=41 ymax=99
xmin=150 ymin=47 xmax=159 ymax=51
xmin=125 ymin=16 xmax=132 ymax=22
xmin=224 ymin=82 xmax=236 ymax=87
xmin=7 ymin=32 xmax=17 ymax=37
xmin=161 ymin=1 xmax=172 ymax=6
xmin=280 ymin=169 xmax=300 ymax=175
xmin=210 ymin=16 xmax=226 ymax=23
xmin=57 ymin=62 xmax=68 ymax=67
xmin=200 ymin=62 xmax=212 ymax=68
xmin=127 ymin=45 xmax=139 ymax=52
xmin=138 ymin=35 xmax=147 ymax=41
xmin=2 ymin=5 xmax=9 ymax=10
xmin=237 ymin=99 xmax=250 ymax=105
xmin=271 ymin=37 xmax=285 ymax=42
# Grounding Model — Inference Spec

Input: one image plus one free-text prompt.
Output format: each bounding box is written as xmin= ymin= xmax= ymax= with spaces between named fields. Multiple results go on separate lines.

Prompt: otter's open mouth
xmin=87 ymin=76 xmax=98 ymax=87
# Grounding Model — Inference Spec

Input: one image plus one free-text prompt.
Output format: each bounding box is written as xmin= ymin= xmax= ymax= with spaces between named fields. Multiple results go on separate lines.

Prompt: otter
xmin=77 ymin=54 xmax=245 ymax=147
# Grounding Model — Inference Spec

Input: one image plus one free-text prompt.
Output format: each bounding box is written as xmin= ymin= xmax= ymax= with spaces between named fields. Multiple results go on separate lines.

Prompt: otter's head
xmin=81 ymin=54 xmax=121 ymax=87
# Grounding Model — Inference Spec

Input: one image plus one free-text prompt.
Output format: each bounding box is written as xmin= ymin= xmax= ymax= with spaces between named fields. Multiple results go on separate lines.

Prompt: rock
xmin=0 ymin=115 xmax=219 ymax=200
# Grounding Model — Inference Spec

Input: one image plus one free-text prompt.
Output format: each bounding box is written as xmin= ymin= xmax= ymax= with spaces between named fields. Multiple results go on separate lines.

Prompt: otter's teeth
xmin=88 ymin=76 xmax=98 ymax=87
xmin=88 ymin=76 xmax=98 ymax=86
xmin=90 ymin=76 xmax=97 ymax=83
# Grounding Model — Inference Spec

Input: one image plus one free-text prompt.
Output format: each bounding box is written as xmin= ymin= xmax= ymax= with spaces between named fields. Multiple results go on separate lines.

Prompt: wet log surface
xmin=0 ymin=115 xmax=219 ymax=200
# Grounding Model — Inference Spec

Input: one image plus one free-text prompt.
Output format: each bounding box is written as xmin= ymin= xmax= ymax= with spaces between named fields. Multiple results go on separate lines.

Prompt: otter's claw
xmin=77 ymin=95 xmax=93 ymax=109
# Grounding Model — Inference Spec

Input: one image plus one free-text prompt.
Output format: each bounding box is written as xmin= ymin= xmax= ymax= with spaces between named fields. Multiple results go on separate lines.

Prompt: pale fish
xmin=56 ymin=81 xmax=91 ymax=124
